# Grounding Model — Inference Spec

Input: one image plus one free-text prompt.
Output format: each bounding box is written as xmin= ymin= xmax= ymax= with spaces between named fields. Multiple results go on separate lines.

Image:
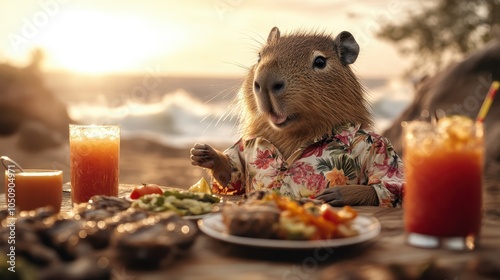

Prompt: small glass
xmin=69 ymin=124 xmax=120 ymax=204
xmin=402 ymin=116 xmax=484 ymax=250
xmin=4 ymin=169 xmax=63 ymax=213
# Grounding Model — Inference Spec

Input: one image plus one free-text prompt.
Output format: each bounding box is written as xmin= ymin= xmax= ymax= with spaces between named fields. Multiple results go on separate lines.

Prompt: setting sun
xmin=35 ymin=10 xmax=182 ymax=74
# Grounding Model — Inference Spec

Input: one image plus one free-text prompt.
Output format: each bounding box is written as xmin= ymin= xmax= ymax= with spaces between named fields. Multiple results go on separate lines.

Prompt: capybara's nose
xmin=254 ymin=72 xmax=285 ymax=96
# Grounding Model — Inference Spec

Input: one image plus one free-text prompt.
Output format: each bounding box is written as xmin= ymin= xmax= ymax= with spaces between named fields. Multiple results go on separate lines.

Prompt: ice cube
xmin=437 ymin=115 xmax=475 ymax=149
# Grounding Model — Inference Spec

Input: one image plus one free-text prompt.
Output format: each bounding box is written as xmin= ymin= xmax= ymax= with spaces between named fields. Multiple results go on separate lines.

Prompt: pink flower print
xmin=290 ymin=162 xmax=314 ymax=184
xmin=306 ymin=173 xmax=327 ymax=193
xmin=335 ymin=133 xmax=350 ymax=146
xmin=251 ymin=148 xmax=274 ymax=169
xmin=334 ymin=127 xmax=357 ymax=148
xmin=289 ymin=162 xmax=327 ymax=192
xmin=385 ymin=182 xmax=401 ymax=198
xmin=385 ymin=155 xmax=403 ymax=179
xmin=301 ymin=141 xmax=328 ymax=158
xmin=372 ymin=137 xmax=387 ymax=155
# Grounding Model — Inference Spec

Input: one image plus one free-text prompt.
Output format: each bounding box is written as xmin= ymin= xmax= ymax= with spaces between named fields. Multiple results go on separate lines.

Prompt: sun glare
xmin=36 ymin=10 xmax=177 ymax=74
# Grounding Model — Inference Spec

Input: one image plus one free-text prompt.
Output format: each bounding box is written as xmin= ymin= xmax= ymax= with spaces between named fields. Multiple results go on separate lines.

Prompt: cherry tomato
xmin=321 ymin=205 xmax=358 ymax=223
xmin=321 ymin=207 xmax=342 ymax=223
xmin=130 ymin=183 xmax=163 ymax=199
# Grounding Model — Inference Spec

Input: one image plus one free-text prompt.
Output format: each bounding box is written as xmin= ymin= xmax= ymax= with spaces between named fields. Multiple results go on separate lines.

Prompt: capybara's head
xmin=238 ymin=27 xmax=372 ymax=155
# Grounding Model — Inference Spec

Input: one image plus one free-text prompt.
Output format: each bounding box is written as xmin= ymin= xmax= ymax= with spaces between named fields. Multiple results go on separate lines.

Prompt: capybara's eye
xmin=313 ymin=56 xmax=327 ymax=69
xmin=257 ymin=52 xmax=261 ymax=63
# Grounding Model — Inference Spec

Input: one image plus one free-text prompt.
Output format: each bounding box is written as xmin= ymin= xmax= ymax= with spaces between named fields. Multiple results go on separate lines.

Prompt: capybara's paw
xmin=190 ymin=143 xmax=218 ymax=169
xmin=316 ymin=186 xmax=378 ymax=206
xmin=315 ymin=187 xmax=345 ymax=206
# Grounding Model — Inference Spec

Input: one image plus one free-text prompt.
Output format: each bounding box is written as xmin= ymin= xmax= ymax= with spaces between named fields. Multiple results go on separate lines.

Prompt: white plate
xmin=198 ymin=213 xmax=381 ymax=249
xmin=183 ymin=214 xmax=208 ymax=220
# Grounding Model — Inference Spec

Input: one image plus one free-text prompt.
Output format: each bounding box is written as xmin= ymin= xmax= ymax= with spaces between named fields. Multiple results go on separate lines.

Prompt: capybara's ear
xmin=334 ymin=31 xmax=359 ymax=65
xmin=267 ymin=27 xmax=280 ymax=44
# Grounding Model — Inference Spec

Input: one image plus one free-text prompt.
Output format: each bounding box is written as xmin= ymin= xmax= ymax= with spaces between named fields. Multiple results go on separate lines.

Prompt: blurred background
xmin=0 ymin=0 xmax=498 ymax=188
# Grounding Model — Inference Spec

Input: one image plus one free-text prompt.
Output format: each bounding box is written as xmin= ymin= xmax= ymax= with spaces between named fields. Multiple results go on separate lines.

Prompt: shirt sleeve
xmin=361 ymin=133 xmax=405 ymax=207
xmin=211 ymin=139 xmax=246 ymax=195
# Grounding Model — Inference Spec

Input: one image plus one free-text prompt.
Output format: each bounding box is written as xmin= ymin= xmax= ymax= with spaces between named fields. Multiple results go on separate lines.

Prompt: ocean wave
xmin=67 ymin=89 xmax=240 ymax=147
xmin=64 ymin=78 xmax=412 ymax=147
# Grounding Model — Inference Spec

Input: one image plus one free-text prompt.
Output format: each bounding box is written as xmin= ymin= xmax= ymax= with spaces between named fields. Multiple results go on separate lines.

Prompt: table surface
xmin=2 ymin=180 xmax=500 ymax=280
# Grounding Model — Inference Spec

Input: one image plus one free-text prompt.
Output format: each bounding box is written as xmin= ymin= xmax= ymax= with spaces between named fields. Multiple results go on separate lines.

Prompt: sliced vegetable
xmin=162 ymin=190 xmax=220 ymax=203
xmin=129 ymin=183 xmax=163 ymax=199
xmin=269 ymin=192 xmax=357 ymax=239
xmin=188 ymin=177 xmax=212 ymax=194
xmin=131 ymin=189 xmax=221 ymax=216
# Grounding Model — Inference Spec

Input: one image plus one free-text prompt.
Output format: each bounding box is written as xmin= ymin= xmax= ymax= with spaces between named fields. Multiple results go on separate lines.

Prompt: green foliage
xmin=316 ymin=154 xmax=358 ymax=181
xmin=376 ymin=0 xmax=500 ymax=76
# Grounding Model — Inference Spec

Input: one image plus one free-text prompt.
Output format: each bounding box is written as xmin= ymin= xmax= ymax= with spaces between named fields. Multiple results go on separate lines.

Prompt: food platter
xmin=198 ymin=213 xmax=381 ymax=249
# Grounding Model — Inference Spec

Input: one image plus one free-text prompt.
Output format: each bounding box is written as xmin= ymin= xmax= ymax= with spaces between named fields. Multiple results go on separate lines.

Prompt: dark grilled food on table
xmin=223 ymin=203 xmax=280 ymax=238
xmin=0 ymin=195 xmax=198 ymax=279
xmin=83 ymin=207 xmax=151 ymax=249
xmin=112 ymin=211 xmax=198 ymax=269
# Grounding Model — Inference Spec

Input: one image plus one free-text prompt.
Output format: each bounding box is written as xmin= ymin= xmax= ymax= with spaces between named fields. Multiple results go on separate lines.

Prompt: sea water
xmin=45 ymin=73 xmax=413 ymax=148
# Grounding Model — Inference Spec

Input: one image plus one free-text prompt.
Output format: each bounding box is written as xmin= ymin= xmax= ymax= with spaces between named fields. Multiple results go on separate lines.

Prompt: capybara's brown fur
xmin=190 ymin=27 xmax=386 ymax=206
xmin=237 ymin=27 xmax=372 ymax=159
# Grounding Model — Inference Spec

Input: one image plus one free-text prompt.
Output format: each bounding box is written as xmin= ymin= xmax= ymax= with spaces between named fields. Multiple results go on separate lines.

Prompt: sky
xmin=0 ymin=0 xmax=417 ymax=78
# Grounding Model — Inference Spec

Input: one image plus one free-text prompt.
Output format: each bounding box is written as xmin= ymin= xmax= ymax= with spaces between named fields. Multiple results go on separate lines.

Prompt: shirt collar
xmin=311 ymin=123 xmax=361 ymax=143
xmin=243 ymin=123 xmax=361 ymax=148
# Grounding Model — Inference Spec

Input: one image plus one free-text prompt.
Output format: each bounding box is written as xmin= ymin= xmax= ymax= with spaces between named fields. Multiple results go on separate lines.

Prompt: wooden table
xmin=2 ymin=181 xmax=500 ymax=279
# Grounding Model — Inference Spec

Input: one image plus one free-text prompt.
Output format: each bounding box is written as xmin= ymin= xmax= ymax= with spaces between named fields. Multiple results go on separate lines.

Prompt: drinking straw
xmin=476 ymin=81 xmax=500 ymax=123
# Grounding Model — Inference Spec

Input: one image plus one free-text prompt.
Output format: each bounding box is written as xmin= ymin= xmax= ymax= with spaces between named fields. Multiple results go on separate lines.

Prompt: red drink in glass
xmin=70 ymin=125 xmax=120 ymax=203
xmin=403 ymin=116 xmax=483 ymax=250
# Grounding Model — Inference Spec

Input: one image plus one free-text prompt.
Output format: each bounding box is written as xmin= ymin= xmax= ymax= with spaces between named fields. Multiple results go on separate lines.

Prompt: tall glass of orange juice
xmin=403 ymin=116 xmax=484 ymax=250
xmin=70 ymin=125 xmax=120 ymax=204
xmin=4 ymin=169 xmax=63 ymax=213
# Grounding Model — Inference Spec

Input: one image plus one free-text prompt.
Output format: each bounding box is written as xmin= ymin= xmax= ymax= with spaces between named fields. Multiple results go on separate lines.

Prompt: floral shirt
xmin=212 ymin=123 xmax=405 ymax=207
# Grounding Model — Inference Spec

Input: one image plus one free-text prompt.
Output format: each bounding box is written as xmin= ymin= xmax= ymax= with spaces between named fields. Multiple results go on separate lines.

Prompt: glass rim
xmin=402 ymin=118 xmax=484 ymax=135
xmin=69 ymin=124 xmax=120 ymax=138
xmin=69 ymin=124 xmax=120 ymax=128
xmin=5 ymin=169 xmax=62 ymax=175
